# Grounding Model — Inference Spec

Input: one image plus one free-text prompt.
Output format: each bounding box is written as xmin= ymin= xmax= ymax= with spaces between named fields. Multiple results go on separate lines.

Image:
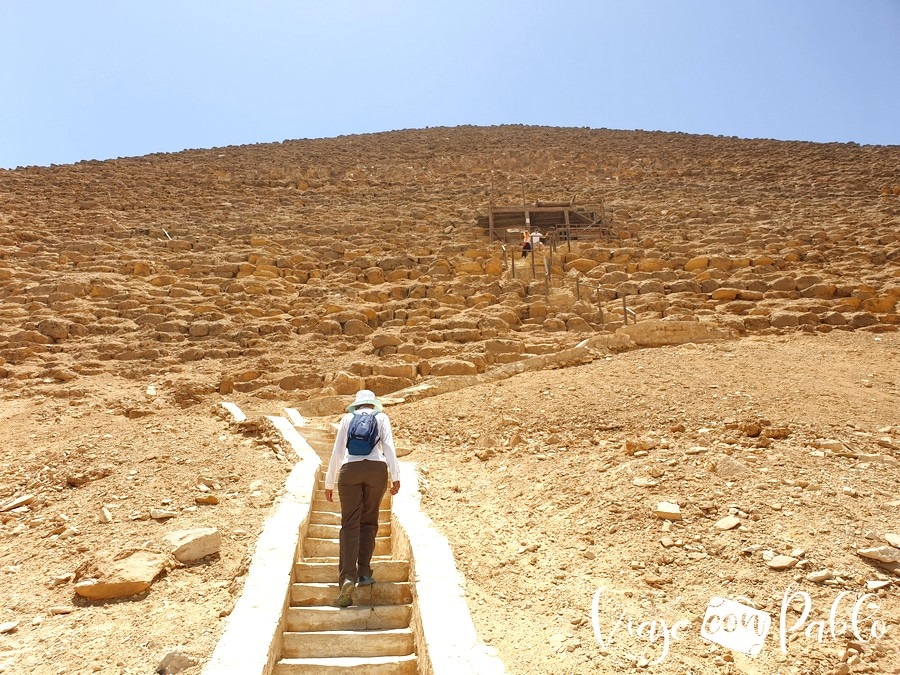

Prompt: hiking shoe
xmin=357 ymin=575 xmax=375 ymax=586
xmin=336 ymin=579 xmax=354 ymax=607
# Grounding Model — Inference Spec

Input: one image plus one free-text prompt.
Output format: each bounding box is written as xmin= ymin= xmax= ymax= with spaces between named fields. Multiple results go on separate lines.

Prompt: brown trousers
xmin=337 ymin=459 xmax=388 ymax=585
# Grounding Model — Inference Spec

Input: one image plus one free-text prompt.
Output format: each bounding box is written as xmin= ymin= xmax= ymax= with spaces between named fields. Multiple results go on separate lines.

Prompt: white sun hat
xmin=346 ymin=389 xmax=384 ymax=412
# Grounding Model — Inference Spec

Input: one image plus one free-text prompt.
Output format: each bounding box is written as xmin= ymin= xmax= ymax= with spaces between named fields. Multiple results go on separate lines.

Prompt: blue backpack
xmin=346 ymin=412 xmax=380 ymax=455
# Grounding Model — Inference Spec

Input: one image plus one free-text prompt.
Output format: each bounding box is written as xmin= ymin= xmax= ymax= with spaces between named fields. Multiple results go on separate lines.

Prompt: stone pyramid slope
xmin=1 ymin=127 xmax=896 ymax=407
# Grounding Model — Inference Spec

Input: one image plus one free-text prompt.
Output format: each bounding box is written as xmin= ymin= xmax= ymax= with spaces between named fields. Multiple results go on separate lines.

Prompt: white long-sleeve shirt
xmin=324 ymin=409 xmax=401 ymax=490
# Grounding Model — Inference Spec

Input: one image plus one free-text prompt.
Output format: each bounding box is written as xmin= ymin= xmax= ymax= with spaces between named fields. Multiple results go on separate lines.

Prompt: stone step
xmin=311 ymin=495 xmax=391 ymax=512
xmin=285 ymin=604 xmax=412 ymax=633
xmin=309 ymin=510 xmax=391 ymax=526
xmin=303 ymin=537 xmax=391 ymax=558
xmin=307 ymin=522 xmax=391 ymax=539
xmin=282 ymin=627 xmax=414 ymax=659
xmin=295 ymin=560 xmax=409 ymax=584
xmin=313 ymin=489 xmax=392 ymax=507
xmin=273 ymin=654 xmax=418 ymax=675
xmin=291 ymin=582 xmax=413 ymax=607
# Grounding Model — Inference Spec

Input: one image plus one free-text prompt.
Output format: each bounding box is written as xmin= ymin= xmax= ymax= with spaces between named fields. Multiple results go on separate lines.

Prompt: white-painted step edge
xmin=202 ymin=407 xmax=321 ymax=675
xmin=393 ymin=463 xmax=507 ymax=675
xmin=219 ymin=401 xmax=247 ymax=423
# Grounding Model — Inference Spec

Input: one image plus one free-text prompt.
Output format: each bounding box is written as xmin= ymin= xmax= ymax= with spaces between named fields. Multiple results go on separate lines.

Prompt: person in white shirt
xmin=324 ymin=389 xmax=401 ymax=607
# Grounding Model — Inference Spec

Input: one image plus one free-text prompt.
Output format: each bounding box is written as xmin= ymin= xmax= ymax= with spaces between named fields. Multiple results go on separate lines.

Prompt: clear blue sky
xmin=2 ymin=1 xmax=899 ymax=169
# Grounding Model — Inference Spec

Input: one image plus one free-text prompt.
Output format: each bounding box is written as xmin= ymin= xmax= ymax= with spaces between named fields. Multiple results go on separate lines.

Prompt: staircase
xmin=273 ymin=427 xmax=418 ymax=675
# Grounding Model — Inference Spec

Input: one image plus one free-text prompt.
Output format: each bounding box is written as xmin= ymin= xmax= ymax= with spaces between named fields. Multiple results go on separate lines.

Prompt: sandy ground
xmin=1 ymin=330 xmax=897 ymax=674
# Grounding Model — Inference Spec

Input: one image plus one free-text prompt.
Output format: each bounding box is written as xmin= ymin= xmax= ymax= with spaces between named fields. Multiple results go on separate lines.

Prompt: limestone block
xmin=164 ymin=528 xmax=222 ymax=563
xmin=638 ymin=280 xmax=665 ymax=294
xmin=769 ymin=277 xmax=797 ymax=291
xmin=484 ymin=257 xmax=504 ymax=276
xmin=365 ymin=375 xmax=414 ymax=395
xmin=37 ymin=319 xmax=69 ymax=340
xmin=821 ymin=312 xmax=847 ymax=325
xmin=308 ymin=316 xmax=336 ymax=335
xmin=862 ymin=296 xmax=896 ymax=313
xmin=372 ymin=333 xmax=403 ymax=350
xmin=711 ymin=288 xmax=740 ymax=301
xmin=429 ymin=359 xmax=477 ymax=377
xmin=364 ymin=267 xmax=385 ymax=284
xmin=386 ymin=269 xmax=409 ymax=282
xmin=566 ymin=317 xmax=592 ymax=332
xmin=542 ymin=318 xmax=567 ymax=332
xmin=340 ymin=319 xmax=371 ymax=336
xmin=564 ymin=258 xmax=599 ymax=274
xmin=769 ymin=312 xmax=800 ymax=328
xmin=483 ymin=339 xmax=524 ymax=354
xmin=372 ymin=363 xmax=418 ymax=379
xmin=454 ymin=260 xmax=484 ymax=275
xmin=848 ymin=312 xmax=878 ymax=328
xmin=329 ymin=371 xmax=365 ymax=395
xmin=801 ymin=283 xmax=836 ymax=299
xmin=149 ymin=275 xmax=178 ymax=287
xmin=684 ymin=257 xmax=709 ymax=272
xmin=444 ymin=329 xmax=481 ymax=342
xmin=655 ymin=502 xmax=682 ymax=520
xmin=637 ymin=257 xmax=666 ymax=272
xmin=279 ymin=373 xmax=322 ymax=391
xmin=75 ymin=550 xmax=171 ymax=600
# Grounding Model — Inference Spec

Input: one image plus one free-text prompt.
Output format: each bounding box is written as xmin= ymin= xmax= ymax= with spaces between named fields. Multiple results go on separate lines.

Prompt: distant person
xmin=528 ymin=228 xmax=544 ymax=253
xmin=325 ymin=389 xmax=401 ymax=607
xmin=521 ymin=230 xmax=532 ymax=258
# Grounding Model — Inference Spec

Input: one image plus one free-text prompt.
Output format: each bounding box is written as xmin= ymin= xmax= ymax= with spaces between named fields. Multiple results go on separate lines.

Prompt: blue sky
xmin=2 ymin=1 xmax=899 ymax=169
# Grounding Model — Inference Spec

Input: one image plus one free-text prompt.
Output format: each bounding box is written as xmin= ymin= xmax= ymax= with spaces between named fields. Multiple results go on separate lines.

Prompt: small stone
xmin=1 ymin=494 xmax=35 ymax=512
xmin=660 ymin=536 xmax=676 ymax=548
xmin=857 ymin=546 xmax=900 ymax=563
xmin=195 ymin=495 xmax=219 ymax=505
xmin=655 ymin=502 xmax=682 ymax=520
xmin=150 ymin=509 xmax=177 ymax=520
xmin=866 ymin=579 xmax=892 ymax=590
xmin=806 ymin=569 xmax=833 ymax=583
xmin=884 ymin=533 xmax=900 ymax=548
xmin=156 ymin=650 xmax=197 ymax=674
xmin=98 ymin=507 xmax=112 ymax=523
xmin=164 ymin=527 xmax=222 ymax=563
xmin=0 ymin=621 xmax=18 ymax=634
xmin=714 ymin=515 xmax=741 ymax=531
xmin=49 ymin=606 xmax=75 ymax=615
xmin=766 ymin=555 xmax=798 ymax=570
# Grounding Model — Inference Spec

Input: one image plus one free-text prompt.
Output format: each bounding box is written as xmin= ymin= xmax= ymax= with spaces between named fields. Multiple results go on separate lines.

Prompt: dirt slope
xmin=0 ymin=126 xmax=898 ymax=674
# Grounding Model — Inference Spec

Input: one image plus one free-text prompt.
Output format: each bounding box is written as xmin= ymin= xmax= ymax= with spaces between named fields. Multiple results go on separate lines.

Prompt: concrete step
xmin=273 ymin=654 xmax=418 ymax=675
xmin=291 ymin=582 xmax=413 ymax=607
xmin=303 ymin=537 xmax=391 ymax=558
xmin=286 ymin=604 xmax=411 ymax=632
xmin=310 ymin=510 xmax=390 ymax=526
xmin=307 ymin=522 xmax=391 ymax=540
xmin=282 ymin=627 xmax=414 ymax=658
xmin=295 ymin=560 xmax=409 ymax=584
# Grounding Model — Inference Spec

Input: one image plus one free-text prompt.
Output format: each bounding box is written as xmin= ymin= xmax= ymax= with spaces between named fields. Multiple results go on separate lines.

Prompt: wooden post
xmin=564 ymin=208 xmax=571 ymax=252
xmin=622 ymin=295 xmax=628 ymax=325
xmin=488 ymin=208 xmax=495 ymax=243
xmin=509 ymin=229 xmax=515 ymax=277
xmin=547 ymin=231 xmax=553 ymax=275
